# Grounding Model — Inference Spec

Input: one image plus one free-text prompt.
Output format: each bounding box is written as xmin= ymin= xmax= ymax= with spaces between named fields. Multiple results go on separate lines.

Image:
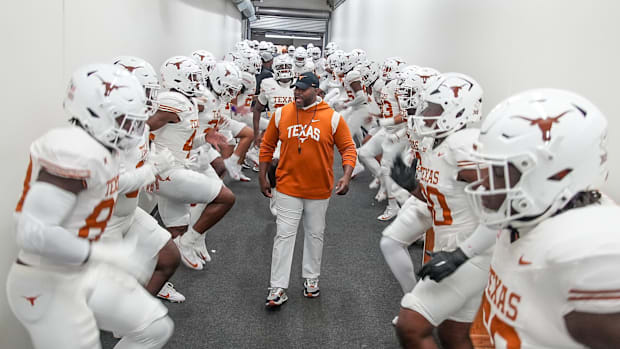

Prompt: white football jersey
xmin=314 ymin=58 xmax=326 ymax=80
xmin=417 ymin=128 xmax=480 ymax=250
xmin=15 ymin=127 xmax=121 ymax=241
xmin=152 ymin=91 xmax=200 ymax=162
xmin=112 ymin=133 xmax=150 ymax=217
xmin=380 ymin=80 xmax=406 ymax=133
xmin=257 ymin=77 xmax=294 ymax=112
xmin=482 ymin=203 xmax=620 ymax=348
xmin=293 ymin=61 xmax=315 ymax=78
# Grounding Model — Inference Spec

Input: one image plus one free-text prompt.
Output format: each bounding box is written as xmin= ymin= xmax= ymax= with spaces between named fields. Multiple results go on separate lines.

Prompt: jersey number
xmin=183 ymin=130 xmax=197 ymax=158
xmin=383 ymin=100 xmax=394 ymax=118
xmin=481 ymin=295 xmax=521 ymax=349
xmin=78 ymin=198 xmax=115 ymax=240
xmin=420 ymin=185 xmax=453 ymax=226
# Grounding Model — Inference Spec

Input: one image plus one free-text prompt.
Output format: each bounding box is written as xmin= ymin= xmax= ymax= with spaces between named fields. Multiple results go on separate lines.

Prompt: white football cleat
xmin=378 ymin=205 xmax=399 ymax=221
xmin=194 ymin=236 xmax=212 ymax=263
xmin=369 ymin=177 xmax=380 ymax=190
xmin=157 ymin=282 xmax=186 ymax=303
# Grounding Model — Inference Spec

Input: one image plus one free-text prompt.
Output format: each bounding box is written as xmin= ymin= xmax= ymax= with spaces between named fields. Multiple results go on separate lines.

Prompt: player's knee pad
xmin=123 ymin=316 xmax=174 ymax=349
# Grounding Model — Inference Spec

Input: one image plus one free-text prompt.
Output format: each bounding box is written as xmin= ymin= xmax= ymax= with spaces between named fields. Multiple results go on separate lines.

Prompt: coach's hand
xmin=259 ymin=175 xmax=272 ymax=198
xmin=335 ymin=176 xmax=350 ymax=195
xmin=417 ymin=248 xmax=468 ymax=283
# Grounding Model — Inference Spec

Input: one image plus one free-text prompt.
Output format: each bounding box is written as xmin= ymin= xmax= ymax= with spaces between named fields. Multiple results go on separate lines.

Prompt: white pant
xmin=103 ymin=208 xmax=171 ymax=285
xmin=382 ymin=196 xmax=432 ymax=245
xmin=342 ymin=104 xmax=369 ymax=143
xmin=156 ymin=167 xmax=223 ymax=227
xmin=6 ymin=262 xmax=169 ymax=349
xmin=270 ymin=190 xmax=330 ymax=289
xmin=400 ymin=253 xmax=491 ymax=326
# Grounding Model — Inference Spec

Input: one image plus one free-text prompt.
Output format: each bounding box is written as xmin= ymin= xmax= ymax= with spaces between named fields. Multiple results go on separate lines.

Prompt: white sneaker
xmin=378 ymin=205 xmax=399 ymax=221
xmin=157 ymin=282 xmax=186 ymax=303
xmin=303 ymin=278 xmax=320 ymax=298
xmin=193 ymin=236 xmax=212 ymax=263
xmin=369 ymin=177 xmax=380 ymax=190
xmin=174 ymin=236 xmax=203 ymax=270
xmin=224 ymin=157 xmax=242 ymax=181
xmin=351 ymin=161 xmax=365 ymax=179
xmin=245 ymin=146 xmax=260 ymax=166
xmin=265 ymin=287 xmax=288 ymax=308
xmin=238 ymin=172 xmax=251 ymax=182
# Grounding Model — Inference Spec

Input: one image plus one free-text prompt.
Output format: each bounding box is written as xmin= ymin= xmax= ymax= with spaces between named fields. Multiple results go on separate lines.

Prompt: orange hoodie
xmin=259 ymin=99 xmax=357 ymax=199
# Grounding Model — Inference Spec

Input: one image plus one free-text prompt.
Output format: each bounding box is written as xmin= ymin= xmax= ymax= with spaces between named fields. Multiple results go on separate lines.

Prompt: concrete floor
xmin=102 ymin=155 xmax=423 ymax=349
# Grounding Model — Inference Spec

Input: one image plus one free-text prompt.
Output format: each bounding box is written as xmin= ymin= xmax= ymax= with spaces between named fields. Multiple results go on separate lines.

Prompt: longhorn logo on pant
xmin=23 ymin=295 xmax=41 ymax=306
xmin=513 ymin=110 xmax=571 ymax=142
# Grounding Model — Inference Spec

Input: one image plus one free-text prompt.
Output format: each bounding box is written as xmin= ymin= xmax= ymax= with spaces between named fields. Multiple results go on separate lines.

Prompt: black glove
xmin=390 ymin=155 xmax=418 ymax=192
xmin=417 ymin=247 xmax=468 ymax=283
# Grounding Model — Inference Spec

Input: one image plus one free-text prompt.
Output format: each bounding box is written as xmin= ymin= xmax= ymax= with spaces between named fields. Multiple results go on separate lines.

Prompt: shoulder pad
xmin=31 ymin=127 xmax=112 ymax=183
xmin=158 ymin=91 xmax=193 ymax=114
xmin=444 ymin=128 xmax=480 ymax=165
xmin=260 ymin=78 xmax=278 ymax=91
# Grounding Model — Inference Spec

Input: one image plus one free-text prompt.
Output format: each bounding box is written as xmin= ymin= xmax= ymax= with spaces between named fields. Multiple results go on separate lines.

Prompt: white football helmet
xmin=233 ymin=49 xmax=260 ymax=74
xmin=325 ymin=42 xmax=339 ymax=57
xmin=235 ymin=41 xmax=250 ymax=52
xmin=272 ymin=55 xmax=294 ymax=81
xmin=351 ymin=48 xmax=367 ymax=63
xmin=307 ymin=43 xmax=314 ymax=49
xmin=327 ymin=50 xmax=345 ymax=73
xmin=113 ymin=56 xmax=160 ymax=116
xmin=161 ymin=56 xmax=203 ymax=97
xmin=465 ymin=89 xmax=608 ymax=228
xmin=191 ymin=50 xmax=217 ymax=78
xmin=338 ymin=52 xmax=356 ymax=74
xmin=381 ymin=57 xmax=407 ymax=81
xmin=240 ymin=71 xmax=255 ymax=91
xmin=310 ymin=47 xmax=321 ymax=61
xmin=358 ymin=60 xmax=380 ymax=87
xmin=412 ymin=72 xmax=482 ymax=138
xmin=396 ymin=66 xmax=440 ymax=111
xmin=294 ymin=47 xmax=307 ymax=67
xmin=288 ymin=45 xmax=295 ymax=57
xmin=209 ymin=62 xmax=242 ymax=104
xmin=258 ymin=41 xmax=269 ymax=54
xmin=64 ymin=64 xmax=147 ymax=151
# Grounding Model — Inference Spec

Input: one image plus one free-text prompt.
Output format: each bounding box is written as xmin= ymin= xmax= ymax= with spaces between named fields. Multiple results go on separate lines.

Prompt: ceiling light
xmin=265 ymin=34 xmax=322 ymax=41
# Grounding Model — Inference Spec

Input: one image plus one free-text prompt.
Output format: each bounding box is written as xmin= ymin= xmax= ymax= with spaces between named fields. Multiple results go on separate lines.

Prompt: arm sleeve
xmin=118 ymin=164 xmax=156 ymax=194
xmin=17 ymin=182 xmax=90 ymax=265
xmin=259 ymin=108 xmax=280 ymax=163
xmin=345 ymin=89 xmax=367 ymax=108
xmin=258 ymin=87 xmax=268 ymax=106
xmin=458 ymin=224 xmax=499 ymax=257
xmin=332 ymin=112 xmax=357 ymax=168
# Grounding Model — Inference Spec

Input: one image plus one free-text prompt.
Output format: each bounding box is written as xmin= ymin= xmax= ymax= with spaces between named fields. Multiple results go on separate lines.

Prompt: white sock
xmin=229 ymin=153 xmax=240 ymax=164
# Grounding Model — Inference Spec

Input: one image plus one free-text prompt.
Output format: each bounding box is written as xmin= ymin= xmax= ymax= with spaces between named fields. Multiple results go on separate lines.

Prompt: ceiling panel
xmin=250 ymin=15 xmax=327 ymax=33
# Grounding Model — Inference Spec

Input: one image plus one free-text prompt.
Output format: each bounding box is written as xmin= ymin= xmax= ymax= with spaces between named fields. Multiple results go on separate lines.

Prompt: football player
xmin=380 ymin=67 xmax=440 ymax=299
xmin=148 ymin=56 xmax=235 ymax=271
xmin=7 ymin=64 xmax=174 ymax=348
xmin=110 ymin=56 xmax=185 ymax=302
xmin=395 ymin=73 xmax=489 ymax=349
